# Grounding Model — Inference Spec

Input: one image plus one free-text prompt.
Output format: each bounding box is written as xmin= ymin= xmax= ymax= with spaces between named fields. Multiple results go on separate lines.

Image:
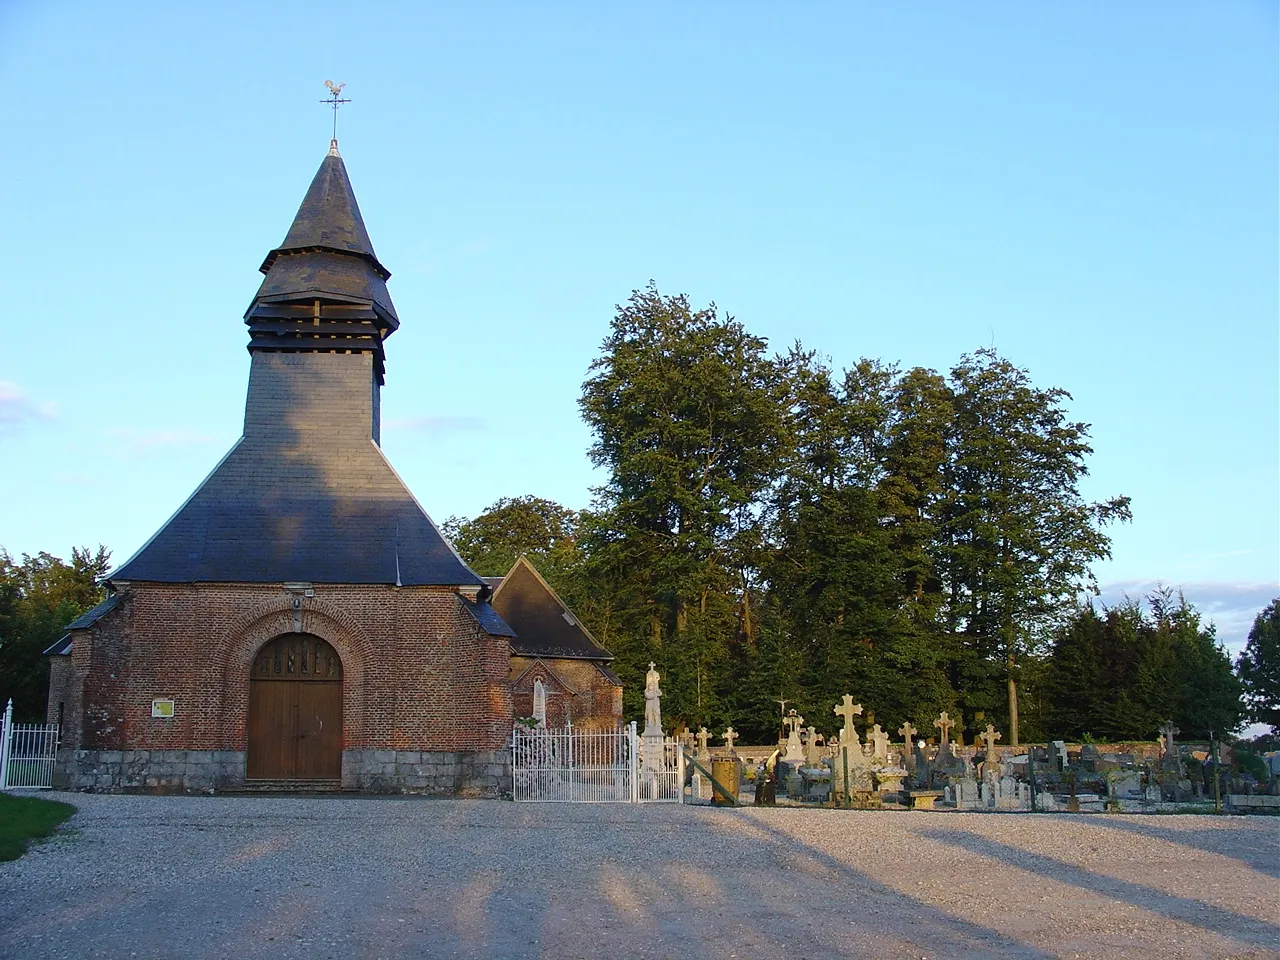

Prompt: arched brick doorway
xmin=247 ymin=633 xmax=343 ymax=781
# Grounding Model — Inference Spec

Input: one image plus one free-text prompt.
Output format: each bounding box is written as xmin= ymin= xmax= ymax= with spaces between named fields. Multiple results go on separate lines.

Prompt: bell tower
xmin=243 ymin=141 xmax=398 ymax=444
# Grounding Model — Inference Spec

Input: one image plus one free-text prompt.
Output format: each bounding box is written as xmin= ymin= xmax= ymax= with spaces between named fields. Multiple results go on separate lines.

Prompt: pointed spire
xmin=260 ymin=150 xmax=387 ymax=279
xmin=248 ymin=146 xmax=399 ymax=329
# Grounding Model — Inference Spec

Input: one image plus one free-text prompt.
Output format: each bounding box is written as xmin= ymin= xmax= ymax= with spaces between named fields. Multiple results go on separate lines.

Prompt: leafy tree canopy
xmin=1238 ymin=599 xmax=1280 ymax=732
xmin=0 ymin=546 xmax=109 ymax=720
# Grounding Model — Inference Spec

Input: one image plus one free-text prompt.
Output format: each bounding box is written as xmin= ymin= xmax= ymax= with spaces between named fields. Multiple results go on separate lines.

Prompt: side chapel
xmin=44 ymin=138 xmax=619 ymax=793
xmin=488 ymin=556 xmax=622 ymax=730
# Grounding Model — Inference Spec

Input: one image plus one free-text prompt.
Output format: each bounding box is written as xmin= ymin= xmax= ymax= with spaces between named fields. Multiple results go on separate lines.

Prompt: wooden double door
xmin=247 ymin=633 xmax=343 ymax=781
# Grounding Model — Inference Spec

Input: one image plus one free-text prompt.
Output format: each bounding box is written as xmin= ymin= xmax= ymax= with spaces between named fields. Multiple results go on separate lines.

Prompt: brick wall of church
xmin=63 ymin=581 xmax=512 ymax=760
xmin=509 ymin=656 xmax=623 ymax=730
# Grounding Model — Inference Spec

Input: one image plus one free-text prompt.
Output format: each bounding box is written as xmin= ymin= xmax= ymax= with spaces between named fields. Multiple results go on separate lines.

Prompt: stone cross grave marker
xmin=979 ymin=723 xmax=1001 ymax=757
xmin=1159 ymin=721 xmax=1179 ymax=760
xmin=696 ymin=726 xmax=711 ymax=759
xmin=868 ymin=723 xmax=890 ymax=760
xmin=898 ymin=721 xmax=917 ymax=750
xmin=804 ymin=726 xmax=823 ymax=765
xmin=833 ymin=695 xmax=863 ymax=746
xmin=722 ymin=727 xmax=738 ymax=752
xmin=934 ymin=712 xmax=954 ymax=748
xmin=783 ymin=710 xmax=807 ymax=763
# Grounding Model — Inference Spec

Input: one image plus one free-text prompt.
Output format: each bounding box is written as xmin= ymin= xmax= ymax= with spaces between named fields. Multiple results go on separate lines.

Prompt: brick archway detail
xmin=217 ymin=597 xmax=375 ymax=750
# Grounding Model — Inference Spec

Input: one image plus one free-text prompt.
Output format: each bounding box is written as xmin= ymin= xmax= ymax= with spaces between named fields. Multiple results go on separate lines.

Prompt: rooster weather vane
xmin=321 ymin=81 xmax=351 ymax=142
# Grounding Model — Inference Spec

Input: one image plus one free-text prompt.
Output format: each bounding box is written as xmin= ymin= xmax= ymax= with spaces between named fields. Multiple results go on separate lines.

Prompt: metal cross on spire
xmin=321 ymin=80 xmax=351 ymax=144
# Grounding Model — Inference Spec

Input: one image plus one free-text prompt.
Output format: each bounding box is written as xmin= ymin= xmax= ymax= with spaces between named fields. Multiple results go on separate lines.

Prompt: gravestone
xmin=978 ymin=723 xmax=1002 ymax=759
xmin=934 ymin=712 xmax=955 ymax=750
xmin=868 ymin=724 xmax=890 ymax=761
xmin=696 ymin=726 xmax=712 ymax=762
xmin=722 ymin=726 xmax=739 ymax=754
xmin=1048 ymin=740 xmax=1068 ymax=772
xmin=833 ymin=695 xmax=863 ymax=747
xmin=783 ymin=710 xmax=807 ymax=764
xmin=804 ymin=726 xmax=822 ymax=766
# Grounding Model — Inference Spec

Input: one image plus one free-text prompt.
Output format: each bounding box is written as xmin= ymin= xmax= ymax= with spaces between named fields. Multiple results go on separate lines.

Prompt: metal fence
xmin=1 ymin=699 xmax=61 ymax=790
xmin=512 ymin=721 xmax=683 ymax=803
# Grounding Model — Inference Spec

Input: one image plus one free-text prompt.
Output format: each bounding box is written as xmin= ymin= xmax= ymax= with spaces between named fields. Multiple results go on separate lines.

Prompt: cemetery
xmin=514 ymin=663 xmax=1280 ymax=816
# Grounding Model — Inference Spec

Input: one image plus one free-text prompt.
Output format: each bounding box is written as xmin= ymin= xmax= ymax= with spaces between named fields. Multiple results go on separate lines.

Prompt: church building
xmin=43 ymin=139 xmax=598 ymax=794
xmin=488 ymin=556 xmax=622 ymax=730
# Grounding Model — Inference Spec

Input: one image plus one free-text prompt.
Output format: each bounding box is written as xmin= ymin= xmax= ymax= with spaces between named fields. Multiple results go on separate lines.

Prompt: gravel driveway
xmin=0 ymin=793 xmax=1276 ymax=960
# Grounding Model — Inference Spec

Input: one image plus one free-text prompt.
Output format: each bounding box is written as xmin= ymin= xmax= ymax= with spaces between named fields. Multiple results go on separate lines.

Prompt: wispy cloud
xmin=1096 ymin=579 xmax=1279 ymax=656
xmin=105 ymin=427 xmax=216 ymax=452
xmin=0 ymin=381 xmax=58 ymax=431
xmin=384 ymin=414 xmax=488 ymax=436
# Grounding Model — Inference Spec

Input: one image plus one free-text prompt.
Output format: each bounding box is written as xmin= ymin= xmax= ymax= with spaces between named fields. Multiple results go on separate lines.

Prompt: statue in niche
xmin=532 ymin=679 xmax=547 ymax=728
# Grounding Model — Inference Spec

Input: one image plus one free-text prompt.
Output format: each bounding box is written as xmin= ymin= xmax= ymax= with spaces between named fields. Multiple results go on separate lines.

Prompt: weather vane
xmin=321 ymin=81 xmax=351 ymax=142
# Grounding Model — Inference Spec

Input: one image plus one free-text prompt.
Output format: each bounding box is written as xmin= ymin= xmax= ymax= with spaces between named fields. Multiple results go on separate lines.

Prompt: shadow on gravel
xmin=1071 ymin=814 xmax=1280 ymax=881
xmin=717 ymin=810 xmax=1055 ymax=959
xmin=915 ymin=826 xmax=1280 ymax=953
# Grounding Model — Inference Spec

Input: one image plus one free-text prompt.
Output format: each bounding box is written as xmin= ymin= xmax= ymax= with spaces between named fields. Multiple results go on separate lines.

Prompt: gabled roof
xmin=492 ymin=556 xmax=613 ymax=661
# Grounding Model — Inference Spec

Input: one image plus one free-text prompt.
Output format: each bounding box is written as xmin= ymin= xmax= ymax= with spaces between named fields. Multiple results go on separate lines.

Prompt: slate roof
xmin=491 ymin=557 xmax=613 ymax=661
xmin=44 ymin=635 xmax=73 ymax=656
xmin=44 ymin=594 xmax=122 ymax=655
xmin=251 ymin=146 xmax=399 ymax=327
xmin=462 ymin=598 xmax=517 ymax=638
xmin=111 ymin=439 xmax=483 ymax=586
xmin=62 ymin=593 xmax=122 ymax=631
xmin=110 ymin=144 xmax=480 ymax=588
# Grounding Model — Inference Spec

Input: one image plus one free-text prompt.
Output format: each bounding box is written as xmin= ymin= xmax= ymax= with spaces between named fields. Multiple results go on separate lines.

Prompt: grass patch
xmin=0 ymin=793 xmax=76 ymax=861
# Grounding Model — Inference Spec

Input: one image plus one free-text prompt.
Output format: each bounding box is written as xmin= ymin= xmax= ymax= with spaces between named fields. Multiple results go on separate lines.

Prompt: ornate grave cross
xmin=898 ymin=721 xmax=917 ymax=749
xmin=979 ymin=723 xmax=1002 ymax=757
xmin=1159 ymin=721 xmax=1179 ymax=759
xmin=722 ymin=727 xmax=739 ymax=752
xmin=696 ymin=726 xmax=711 ymax=756
xmin=784 ymin=709 xmax=805 ymax=735
xmin=868 ymin=723 xmax=890 ymax=760
xmin=934 ymin=711 xmax=954 ymax=747
xmin=833 ymin=695 xmax=863 ymax=744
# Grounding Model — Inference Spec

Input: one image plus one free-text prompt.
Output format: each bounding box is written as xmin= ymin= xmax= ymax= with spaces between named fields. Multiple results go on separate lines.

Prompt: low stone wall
xmin=58 ymin=749 xmax=245 ymax=792
xmin=343 ymin=749 xmax=510 ymax=797
xmin=56 ymin=748 xmax=511 ymax=797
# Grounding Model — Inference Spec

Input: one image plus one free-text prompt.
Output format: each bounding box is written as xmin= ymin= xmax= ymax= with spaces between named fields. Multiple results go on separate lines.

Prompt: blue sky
xmin=0 ymin=2 xmax=1276 ymax=656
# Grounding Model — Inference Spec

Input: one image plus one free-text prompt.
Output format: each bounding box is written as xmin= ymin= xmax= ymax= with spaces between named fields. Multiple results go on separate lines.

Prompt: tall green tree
xmin=578 ymin=284 xmax=790 ymax=728
xmin=940 ymin=349 xmax=1131 ymax=745
xmin=443 ymin=496 xmax=581 ymax=579
xmin=1045 ymin=589 xmax=1244 ymax=740
xmin=0 ymin=546 xmax=110 ymax=720
xmin=1237 ymin=599 xmax=1280 ymax=733
xmin=758 ymin=355 xmax=954 ymax=741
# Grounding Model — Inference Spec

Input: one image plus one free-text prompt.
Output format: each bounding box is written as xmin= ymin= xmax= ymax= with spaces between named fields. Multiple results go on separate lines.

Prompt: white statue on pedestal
xmin=643 ymin=662 xmax=663 ymax=737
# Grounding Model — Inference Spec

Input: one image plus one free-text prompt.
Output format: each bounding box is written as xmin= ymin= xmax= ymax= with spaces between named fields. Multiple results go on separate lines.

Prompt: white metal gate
xmin=1 ymin=699 xmax=61 ymax=790
xmin=511 ymin=721 xmax=683 ymax=803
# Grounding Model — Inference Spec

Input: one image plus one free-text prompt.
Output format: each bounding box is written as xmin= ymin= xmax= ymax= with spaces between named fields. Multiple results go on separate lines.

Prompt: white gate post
xmin=628 ymin=721 xmax=639 ymax=804
xmin=677 ymin=740 xmax=686 ymax=804
xmin=0 ymin=699 xmax=13 ymax=791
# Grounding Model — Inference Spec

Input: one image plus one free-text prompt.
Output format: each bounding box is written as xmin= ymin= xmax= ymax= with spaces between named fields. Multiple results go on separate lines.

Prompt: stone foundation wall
xmin=60 ymin=749 xmax=246 ymax=793
xmin=56 ymin=748 xmax=511 ymax=797
xmin=343 ymin=749 xmax=510 ymax=797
